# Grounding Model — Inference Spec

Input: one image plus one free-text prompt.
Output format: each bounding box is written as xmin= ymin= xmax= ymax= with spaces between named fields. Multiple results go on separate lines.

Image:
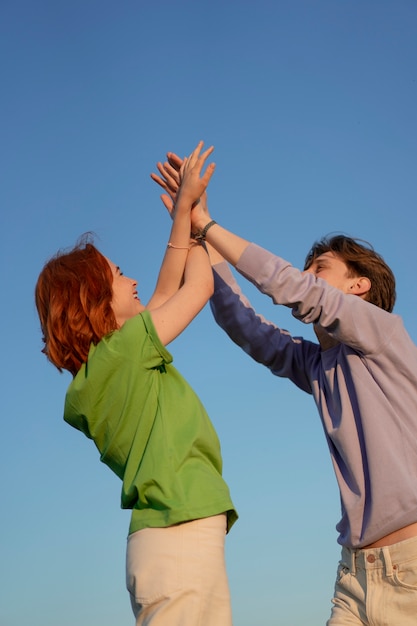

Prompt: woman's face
xmin=106 ymin=258 xmax=144 ymax=327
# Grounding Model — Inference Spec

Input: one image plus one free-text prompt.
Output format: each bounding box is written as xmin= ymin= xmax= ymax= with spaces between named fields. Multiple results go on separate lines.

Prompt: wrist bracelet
xmin=167 ymin=242 xmax=190 ymax=250
xmin=167 ymin=240 xmax=201 ymax=250
xmin=195 ymin=220 xmax=217 ymax=241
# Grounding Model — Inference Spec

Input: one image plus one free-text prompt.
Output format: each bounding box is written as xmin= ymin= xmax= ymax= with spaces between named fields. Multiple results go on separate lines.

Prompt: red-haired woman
xmin=35 ymin=142 xmax=237 ymax=626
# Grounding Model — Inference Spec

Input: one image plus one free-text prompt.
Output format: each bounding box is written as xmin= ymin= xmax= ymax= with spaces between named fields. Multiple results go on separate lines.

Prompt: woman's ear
xmin=349 ymin=276 xmax=371 ymax=296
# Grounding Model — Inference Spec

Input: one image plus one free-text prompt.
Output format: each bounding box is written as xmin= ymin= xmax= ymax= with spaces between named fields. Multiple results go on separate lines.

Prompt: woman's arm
xmin=148 ymin=242 xmax=214 ymax=345
xmin=147 ymin=141 xmax=215 ymax=310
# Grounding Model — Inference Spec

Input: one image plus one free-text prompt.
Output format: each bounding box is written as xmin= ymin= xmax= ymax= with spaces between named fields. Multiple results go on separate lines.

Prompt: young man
xmin=152 ymin=153 xmax=417 ymax=625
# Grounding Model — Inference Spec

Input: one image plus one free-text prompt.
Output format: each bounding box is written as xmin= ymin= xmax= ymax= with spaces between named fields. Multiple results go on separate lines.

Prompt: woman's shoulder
xmin=101 ymin=310 xmax=173 ymax=365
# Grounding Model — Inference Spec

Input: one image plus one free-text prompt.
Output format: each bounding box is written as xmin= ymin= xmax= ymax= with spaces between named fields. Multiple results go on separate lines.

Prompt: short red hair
xmin=35 ymin=237 xmax=117 ymax=375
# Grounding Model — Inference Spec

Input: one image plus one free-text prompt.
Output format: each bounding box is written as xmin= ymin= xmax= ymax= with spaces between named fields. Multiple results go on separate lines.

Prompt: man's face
xmin=304 ymin=251 xmax=358 ymax=293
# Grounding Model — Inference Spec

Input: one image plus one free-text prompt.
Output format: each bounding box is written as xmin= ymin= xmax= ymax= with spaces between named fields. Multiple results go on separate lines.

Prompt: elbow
xmin=200 ymin=283 xmax=214 ymax=304
xmin=198 ymin=265 xmax=214 ymax=298
xmin=198 ymin=275 xmax=214 ymax=303
xmin=206 ymin=273 xmax=215 ymax=298
xmin=207 ymin=272 xmax=214 ymax=298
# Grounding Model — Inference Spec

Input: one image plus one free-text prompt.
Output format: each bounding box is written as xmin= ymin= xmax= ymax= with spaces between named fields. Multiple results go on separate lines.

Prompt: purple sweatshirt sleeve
xmin=210 ymin=259 xmax=318 ymax=394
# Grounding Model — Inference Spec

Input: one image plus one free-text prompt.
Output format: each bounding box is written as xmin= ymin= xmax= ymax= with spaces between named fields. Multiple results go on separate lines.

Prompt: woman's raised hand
xmin=151 ymin=141 xmax=214 ymax=216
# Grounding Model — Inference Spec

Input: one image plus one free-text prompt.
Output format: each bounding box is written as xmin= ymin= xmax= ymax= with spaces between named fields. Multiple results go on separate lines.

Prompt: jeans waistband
xmin=341 ymin=535 xmax=417 ymax=576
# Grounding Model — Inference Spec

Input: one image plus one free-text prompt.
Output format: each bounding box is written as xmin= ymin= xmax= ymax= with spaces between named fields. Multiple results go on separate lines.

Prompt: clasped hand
xmin=151 ymin=141 xmax=213 ymax=231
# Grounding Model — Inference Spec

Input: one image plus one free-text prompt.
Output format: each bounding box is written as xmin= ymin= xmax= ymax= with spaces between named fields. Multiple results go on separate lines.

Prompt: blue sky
xmin=1 ymin=1 xmax=416 ymax=624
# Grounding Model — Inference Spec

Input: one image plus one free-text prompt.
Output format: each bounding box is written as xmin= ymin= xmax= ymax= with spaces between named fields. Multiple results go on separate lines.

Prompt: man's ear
xmin=349 ymin=276 xmax=371 ymax=296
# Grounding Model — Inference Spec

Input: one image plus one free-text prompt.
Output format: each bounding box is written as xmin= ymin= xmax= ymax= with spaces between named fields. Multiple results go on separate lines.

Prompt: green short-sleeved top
xmin=64 ymin=310 xmax=237 ymax=534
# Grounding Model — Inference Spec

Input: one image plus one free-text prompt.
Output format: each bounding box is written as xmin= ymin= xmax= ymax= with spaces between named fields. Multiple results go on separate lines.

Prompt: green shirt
xmin=64 ymin=310 xmax=237 ymax=534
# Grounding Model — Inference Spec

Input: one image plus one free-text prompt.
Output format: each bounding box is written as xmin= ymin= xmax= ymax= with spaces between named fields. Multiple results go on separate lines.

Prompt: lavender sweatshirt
xmin=211 ymin=243 xmax=417 ymax=548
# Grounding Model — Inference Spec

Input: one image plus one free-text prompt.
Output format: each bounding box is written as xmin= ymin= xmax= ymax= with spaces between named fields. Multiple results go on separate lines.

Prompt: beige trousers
xmin=126 ymin=514 xmax=232 ymax=626
xmin=328 ymin=535 xmax=417 ymax=625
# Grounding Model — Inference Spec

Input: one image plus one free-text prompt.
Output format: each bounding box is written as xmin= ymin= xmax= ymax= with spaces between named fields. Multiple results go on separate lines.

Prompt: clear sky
xmin=1 ymin=1 xmax=416 ymax=625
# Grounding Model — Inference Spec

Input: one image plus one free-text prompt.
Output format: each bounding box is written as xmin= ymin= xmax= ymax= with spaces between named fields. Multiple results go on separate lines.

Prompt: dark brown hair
xmin=304 ymin=234 xmax=396 ymax=312
xmin=35 ymin=237 xmax=117 ymax=375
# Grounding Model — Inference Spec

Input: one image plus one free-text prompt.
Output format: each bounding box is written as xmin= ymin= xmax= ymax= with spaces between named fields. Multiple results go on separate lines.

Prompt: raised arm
xmin=147 ymin=141 xmax=215 ymax=310
xmin=149 ymin=242 xmax=214 ymax=346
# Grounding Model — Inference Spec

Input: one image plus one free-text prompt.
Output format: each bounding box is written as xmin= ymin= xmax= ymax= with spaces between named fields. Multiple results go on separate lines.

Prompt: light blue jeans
xmin=126 ymin=514 xmax=232 ymax=626
xmin=328 ymin=535 xmax=417 ymax=625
